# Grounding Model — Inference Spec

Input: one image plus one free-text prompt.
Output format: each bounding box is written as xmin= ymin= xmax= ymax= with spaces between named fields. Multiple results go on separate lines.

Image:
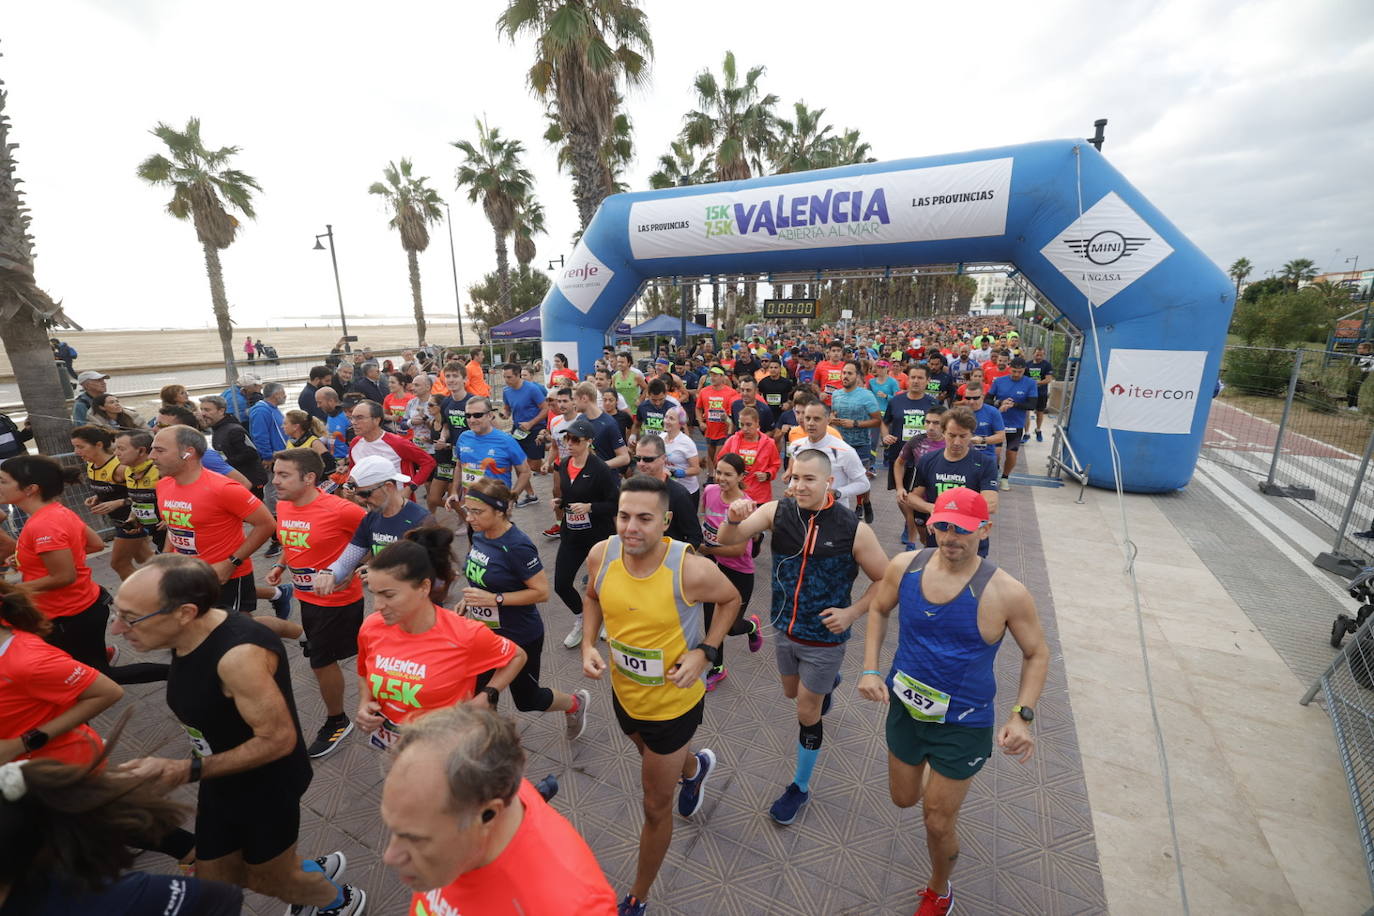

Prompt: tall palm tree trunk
xmin=201 ymin=242 xmax=240 ymax=400
xmin=493 ymin=230 xmax=512 ymax=310
xmin=407 ymin=248 xmax=426 ymax=345
xmin=0 ymin=312 xmax=69 ymax=453
xmin=567 ymin=124 xmax=606 ymax=230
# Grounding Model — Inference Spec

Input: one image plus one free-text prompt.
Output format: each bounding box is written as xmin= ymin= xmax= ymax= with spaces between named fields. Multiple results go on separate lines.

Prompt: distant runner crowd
xmin=0 ymin=315 xmax=1054 ymax=916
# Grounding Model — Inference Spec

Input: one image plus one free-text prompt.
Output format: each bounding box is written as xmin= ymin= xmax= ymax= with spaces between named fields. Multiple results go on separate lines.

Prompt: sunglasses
xmin=345 ymin=483 xmax=382 ymax=497
xmin=932 ymin=520 xmax=986 ymax=535
xmin=633 ymin=455 xmax=661 ymax=463
xmin=465 ymin=411 xmax=488 ymax=420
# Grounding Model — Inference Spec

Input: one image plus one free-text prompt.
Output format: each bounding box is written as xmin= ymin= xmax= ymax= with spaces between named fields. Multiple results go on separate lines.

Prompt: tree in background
xmin=467 ymin=263 xmax=551 ymax=332
xmin=136 ymin=117 xmax=259 ymax=389
xmin=0 ymin=69 xmax=72 ymax=452
xmin=453 ymin=118 xmax=535 ymax=313
xmin=827 ymin=127 xmax=875 ymax=166
xmin=368 ymin=158 xmax=444 ymax=345
xmin=498 ymin=0 xmax=652 ymax=230
xmin=768 ymin=101 xmax=836 ymax=174
xmin=647 ymin=139 xmax=711 ymax=189
xmin=1280 ymin=258 xmax=1318 ymax=288
xmin=1228 ymin=256 xmax=1252 ymax=300
xmin=512 ymin=197 xmax=547 ymax=268
xmin=543 ymin=99 xmax=635 ymax=198
xmin=684 ymin=50 xmax=778 ymax=182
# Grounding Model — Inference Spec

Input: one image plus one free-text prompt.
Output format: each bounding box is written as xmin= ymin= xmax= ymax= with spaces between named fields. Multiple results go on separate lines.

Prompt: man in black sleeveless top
xmin=112 ymin=554 xmax=367 ymax=915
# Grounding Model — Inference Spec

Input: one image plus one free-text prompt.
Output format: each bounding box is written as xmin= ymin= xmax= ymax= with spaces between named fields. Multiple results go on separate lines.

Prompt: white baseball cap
xmin=349 ymin=455 xmax=409 ymax=488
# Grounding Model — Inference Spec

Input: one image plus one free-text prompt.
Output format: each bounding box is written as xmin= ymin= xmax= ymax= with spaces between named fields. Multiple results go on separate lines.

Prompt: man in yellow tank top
xmin=581 ymin=475 xmax=740 ymax=916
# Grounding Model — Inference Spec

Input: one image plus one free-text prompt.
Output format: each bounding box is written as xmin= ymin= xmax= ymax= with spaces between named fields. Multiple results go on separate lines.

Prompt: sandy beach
xmin=21 ymin=320 xmax=471 ymax=377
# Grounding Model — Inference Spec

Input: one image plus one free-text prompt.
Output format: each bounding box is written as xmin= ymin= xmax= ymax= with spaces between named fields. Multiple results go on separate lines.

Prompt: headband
xmin=465 ymin=490 xmax=509 ymax=514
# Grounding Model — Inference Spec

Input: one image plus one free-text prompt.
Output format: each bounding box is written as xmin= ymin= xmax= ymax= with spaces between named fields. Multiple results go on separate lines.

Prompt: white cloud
xmin=5 ymin=0 xmax=1371 ymax=331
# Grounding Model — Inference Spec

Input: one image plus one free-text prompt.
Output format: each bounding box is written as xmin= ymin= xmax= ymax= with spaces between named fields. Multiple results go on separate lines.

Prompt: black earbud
xmin=481 ymin=809 xmax=496 ymax=824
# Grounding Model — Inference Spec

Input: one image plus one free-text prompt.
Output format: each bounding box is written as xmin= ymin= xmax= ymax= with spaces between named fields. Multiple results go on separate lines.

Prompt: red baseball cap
xmin=927 ymin=487 xmax=990 ymax=530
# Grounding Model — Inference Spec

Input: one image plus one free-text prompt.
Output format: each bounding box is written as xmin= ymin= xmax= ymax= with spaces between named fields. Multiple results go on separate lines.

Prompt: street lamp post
xmin=445 ymin=204 xmax=465 ymax=346
xmin=313 ymin=225 xmax=350 ymax=353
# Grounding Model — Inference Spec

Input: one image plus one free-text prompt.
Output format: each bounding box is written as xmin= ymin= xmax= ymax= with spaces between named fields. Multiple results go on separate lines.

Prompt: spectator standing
xmin=299 ymin=365 xmax=333 ymax=422
xmin=71 ymin=370 xmax=109 ymax=425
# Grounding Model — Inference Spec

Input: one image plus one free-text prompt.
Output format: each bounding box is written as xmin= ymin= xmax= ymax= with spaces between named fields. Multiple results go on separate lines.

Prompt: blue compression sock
xmin=794 ymin=744 xmax=819 ymax=792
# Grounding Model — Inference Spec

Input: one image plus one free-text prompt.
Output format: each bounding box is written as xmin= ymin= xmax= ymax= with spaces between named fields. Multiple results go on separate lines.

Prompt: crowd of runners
xmin=0 ymin=315 xmax=1054 ymax=916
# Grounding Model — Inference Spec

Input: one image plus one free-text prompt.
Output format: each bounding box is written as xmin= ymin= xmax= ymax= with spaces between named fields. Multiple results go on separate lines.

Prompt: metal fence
xmin=1300 ymin=575 xmax=1374 ymax=911
xmin=1198 ymin=345 xmax=1374 ymax=574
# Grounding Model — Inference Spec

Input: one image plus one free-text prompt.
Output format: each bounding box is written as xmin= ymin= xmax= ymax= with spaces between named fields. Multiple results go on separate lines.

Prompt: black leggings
xmin=554 ymin=531 xmax=603 ymax=617
xmin=46 ymin=591 xmax=169 ymax=685
xmin=477 ymin=635 xmax=554 ymax=712
xmin=702 ymin=563 xmax=756 ymax=669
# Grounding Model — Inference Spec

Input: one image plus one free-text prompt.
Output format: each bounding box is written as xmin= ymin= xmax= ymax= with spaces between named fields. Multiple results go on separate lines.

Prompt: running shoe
xmin=312 ymin=851 xmax=348 ymax=884
xmin=617 ymin=895 xmax=648 ymax=916
xmin=1354 ymin=529 xmax=1374 ymax=540
xmin=106 ymin=644 xmax=120 ymax=666
xmin=676 ymin=748 xmax=716 ymax=818
xmin=535 ymin=774 xmax=559 ymax=802
xmin=1035 ymin=429 xmax=1043 ymax=442
xmin=563 ymin=618 xmax=584 ymax=649
xmin=566 ymin=689 xmax=590 ymax=740
xmin=768 ymin=782 xmax=810 ymax=825
xmin=704 ymin=667 xmax=728 ymax=692
xmin=307 ymin=717 xmax=354 ymax=759
xmin=746 ymin=615 xmax=763 ymax=653
xmin=542 ymin=523 xmax=562 ymax=539
xmin=1001 ymin=476 xmax=1012 ymax=490
xmin=271 ymin=583 xmax=295 ymax=619
xmin=900 ymin=536 xmax=916 ymax=551
xmin=264 ymin=539 xmax=282 ymax=559
xmin=821 ymin=672 xmax=842 ymax=716
xmin=914 ymin=882 xmax=954 ymax=916
xmin=516 ymin=494 xmax=539 ymax=507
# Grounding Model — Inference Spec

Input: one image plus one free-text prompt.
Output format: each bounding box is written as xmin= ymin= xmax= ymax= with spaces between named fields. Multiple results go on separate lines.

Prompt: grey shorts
xmin=775 ymin=636 xmax=846 ymax=696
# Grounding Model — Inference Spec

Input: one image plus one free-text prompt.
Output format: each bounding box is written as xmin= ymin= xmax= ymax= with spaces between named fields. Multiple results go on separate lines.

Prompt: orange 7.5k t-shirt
xmin=0 ymin=631 xmax=103 ymax=766
xmin=698 ymin=385 xmax=739 ymax=440
xmin=409 ymin=779 xmax=617 ymax=916
xmin=276 ymin=492 xmax=367 ymax=606
xmin=157 ymin=470 xmax=263 ymax=579
xmin=16 ymin=501 xmax=100 ymax=618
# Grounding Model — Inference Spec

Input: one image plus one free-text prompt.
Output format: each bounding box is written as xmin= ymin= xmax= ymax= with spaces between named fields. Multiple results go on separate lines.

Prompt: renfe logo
xmin=563 ymin=262 xmax=599 ymax=281
xmin=555 ymin=240 xmax=614 ymax=314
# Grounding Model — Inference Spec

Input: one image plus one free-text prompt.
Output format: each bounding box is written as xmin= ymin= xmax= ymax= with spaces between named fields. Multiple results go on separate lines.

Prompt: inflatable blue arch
xmin=538 ymin=139 xmax=1234 ymax=493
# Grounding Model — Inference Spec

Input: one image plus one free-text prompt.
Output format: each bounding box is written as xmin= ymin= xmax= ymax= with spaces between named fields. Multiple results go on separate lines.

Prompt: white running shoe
xmin=563 ymin=618 xmax=584 ymax=649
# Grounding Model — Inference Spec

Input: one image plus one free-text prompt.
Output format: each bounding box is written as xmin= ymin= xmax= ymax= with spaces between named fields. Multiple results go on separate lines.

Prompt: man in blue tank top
xmin=856 ymin=487 xmax=1048 ymax=916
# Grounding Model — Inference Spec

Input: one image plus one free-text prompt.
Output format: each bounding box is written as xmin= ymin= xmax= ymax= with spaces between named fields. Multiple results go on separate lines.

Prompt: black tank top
xmin=166 ymin=612 xmax=312 ymax=797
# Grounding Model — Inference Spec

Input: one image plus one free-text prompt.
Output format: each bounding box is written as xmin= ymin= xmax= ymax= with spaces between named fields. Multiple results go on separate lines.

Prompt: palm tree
xmin=497 ymin=0 xmax=653 ymax=229
xmin=1228 ymin=257 xmax=1252 ymax=299
xmin=543 ymin=100 xmax=635 ymax=197
xmin=511 ymin=197 xmax=546 ymax=268
xmin=825 ymin=127 xmax=876 ymax=166
xmin=683 ymin=50 xmax=779 ymax=181
xmin=369 ymin=158 xmax=444 ymax=345
xmin=453 ymin=118 xmax=535 ymax=311
xmin=0 ymin=74 xmax=72 ymax=452
xmin=647 ymin=139 xmax=711 ymax=189
xmin=1280 ymin=258 xmax=1318 ymax=288
xmin=769 ymin=101 xmax=835 ymax=174
xmin=137 ymin=117 xmax=259 ymax=387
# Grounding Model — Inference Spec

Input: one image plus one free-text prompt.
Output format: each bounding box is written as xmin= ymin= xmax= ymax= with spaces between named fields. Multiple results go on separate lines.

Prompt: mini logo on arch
xmin=1064 ymin=230 xmax=1149 ymax=265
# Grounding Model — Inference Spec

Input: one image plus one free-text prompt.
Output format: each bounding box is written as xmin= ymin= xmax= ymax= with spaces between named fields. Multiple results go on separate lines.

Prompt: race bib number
xmin=290 ymin=567 xmax=317 ymax=591
xmin=708 ymin=409 xmax=725 ymax=423
xmin=513 ymin=427 xmax=530 ymax=440
xmin=461 ymin=464 xmax=482 ymax=486
xmin=902 ymin=413 xmax=924 ymax=440
xmin=168 ymin=527 xmax=196 ymax=555
xmin=468 ymin=604 xmax=500 ymax=628
xmin=766 ymin=393 xmax=782 ymax=406
xmin=184 ymin=724 xmax=213 ymax=758
xmin=369 ymin=716 xmax=401 ymax=751
xmin=565 ymin=510 xmax=591 ymax=530
xmin=132 ymin=501 xmax=158 ymax=523
xmin=436 ymin=461 xmax=455 ymax=479
xmin=609 ymin=638 xmax=665 ymax=686
xmin=892 ymin=670 xmax=950 ymax=723
xmin=702 ymin=519 xmax=720 ymax=546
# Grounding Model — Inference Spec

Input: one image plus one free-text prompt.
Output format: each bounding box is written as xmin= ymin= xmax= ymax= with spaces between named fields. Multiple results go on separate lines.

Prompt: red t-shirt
xmin=982 ymin=361 xmax=1007 ymax=386
xmin=719 ymin=431 xmax=781 ymax=503
xmin=814 ymin=361 xmax=846 ymax=400
xmin=157 ymin=470 xmax=263 ymax=579
xmin=698 ymin=385 xmax=739 ymax=440
xmin=16 ymin=502 xmax=100 ymax=618
xmin=550 ymin=367 xmax=579 ymax=387
xmin=357 ymin=607 xmax=518 ymax=728
xmin=408 ymin=779 xmax=617 ymax=916
xmin=0 ymin=631 xmax=102 ymax=765
xmin=277 ymin=492 xmax=367 ymax=606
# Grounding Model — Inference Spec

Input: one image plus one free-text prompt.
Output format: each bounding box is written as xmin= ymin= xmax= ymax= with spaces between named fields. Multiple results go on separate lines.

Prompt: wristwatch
xmin=20 ymin=729 xmax=48 ymax=752
xmin=694 ymin=643 xmax=722 ymax=667
xmin=494 ymin=592 xmax=505 ymax=607
xmin=188 ymin=755 xmax=203 ymax=783
xmin=1012 ymin=704 xmax=1035 ymax=723
xmin=227 ymin=555 xmax=244 ymax=568
xmin=481 ymin=686 xmax=500 ymax=706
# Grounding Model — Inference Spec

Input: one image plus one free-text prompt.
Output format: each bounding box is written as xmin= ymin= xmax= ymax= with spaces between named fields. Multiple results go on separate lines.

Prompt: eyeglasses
xmin=564 ymin=435 xmax=584 ymax=443
xmin=634 ymin=455 xmax=661 ymax=463
xmin=932 ymin=520 xmax=986 ymax=535
xmin=347 ymin=485 xmax=381 ymax=498
xmin=465 ymin=411 xmax=488 ymax=420
xmin=116 ymin=604 xmax=179 ymax=628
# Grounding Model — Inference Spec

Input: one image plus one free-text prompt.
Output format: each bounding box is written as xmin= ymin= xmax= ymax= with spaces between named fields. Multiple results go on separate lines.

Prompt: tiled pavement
xmin=94 ymin=465 xmax=1109 ymax=915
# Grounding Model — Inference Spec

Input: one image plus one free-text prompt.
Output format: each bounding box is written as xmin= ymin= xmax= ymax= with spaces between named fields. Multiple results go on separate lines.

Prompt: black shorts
xmin=515 ymin=429 xmax=545 ymax=461
xmin=299 ymin=598 xmax=365 ymax=669
xmin=1035 ymin=391 xmax=1049 ymax=412
xmin=218 ymin=576 xmax=256 ymax=614
xmin=1004 ymin=428 xmax=1024 ymax=451
xmin=611 ymin=692 xmax=703 ymax=755
xmin=195 ymin=782 xmax=302 ymax=864
xmin=705 ymin=435 xmax=727 ymax=447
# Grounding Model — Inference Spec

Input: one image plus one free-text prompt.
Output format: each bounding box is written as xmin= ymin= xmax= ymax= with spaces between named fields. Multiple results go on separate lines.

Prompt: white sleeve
xmin=834 ymin=445 xmax=871 ymax=500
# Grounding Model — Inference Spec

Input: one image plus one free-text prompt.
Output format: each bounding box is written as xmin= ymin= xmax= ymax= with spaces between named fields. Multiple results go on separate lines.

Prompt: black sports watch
xmin=20 ymin=729 xmax=49 ymax=752
xmin=481 ymin=686 xmax=500 ymax=706
xmin=227 ymin=555 xmax=245 ymax=568
xmin=694 ymin=643 xmax=722 ymax=667
xmin=494 ymin=592 xmax=505 ymax=607
xmin=1012 ymin=704 xmax=1034 ymax=723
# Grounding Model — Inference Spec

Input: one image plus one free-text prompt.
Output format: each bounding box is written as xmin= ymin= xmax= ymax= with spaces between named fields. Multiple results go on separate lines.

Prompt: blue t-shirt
xmin=349 ymin=501 xmax=433 ymax=555
xmin=502 ymin=380 xmax=547 ymax=426
xmin=989 ymin=374 xmax=1039 ymax=430
xmin=868 ymin=375 xmax=900 ymax=410
xmin=972 ymin=404 xmax=1006 ymax=458
xmin=457 ymin=429 xmax=526 ymax=488
xmin=323 ymin=410 xmax=351 ymax=459
xmin=202 ymin=448 xmax=233 ymax=476
xmin=797 ymin=368 xmax=815 ymax=385
xmin=831 ymin=386 xmax=880 ymax=452
xmin=465 ymin=526 xmax=545 ymax=646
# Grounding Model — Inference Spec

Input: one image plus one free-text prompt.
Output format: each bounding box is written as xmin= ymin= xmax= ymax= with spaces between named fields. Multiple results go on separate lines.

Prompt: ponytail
xmin=0 ymin=581 xmax=49 ymax=637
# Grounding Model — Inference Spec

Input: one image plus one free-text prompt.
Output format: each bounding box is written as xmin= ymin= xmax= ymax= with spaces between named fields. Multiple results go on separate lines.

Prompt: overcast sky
xmin=6 ymin=0 xmax=1372 ymax=330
